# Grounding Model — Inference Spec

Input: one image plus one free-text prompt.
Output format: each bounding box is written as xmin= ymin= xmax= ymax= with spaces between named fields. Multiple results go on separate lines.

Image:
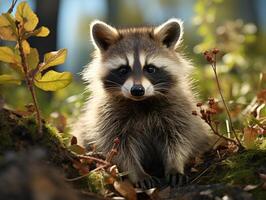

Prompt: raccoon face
xmin=90 ymin=18 xmax=184 ymax=101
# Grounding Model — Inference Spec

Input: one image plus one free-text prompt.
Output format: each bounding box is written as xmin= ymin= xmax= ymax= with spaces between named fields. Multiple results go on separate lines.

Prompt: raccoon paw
xmin=135 ymin=176 xmax=161 ymax=190
xmin=168 ymin=173 xmax=189 ymax=188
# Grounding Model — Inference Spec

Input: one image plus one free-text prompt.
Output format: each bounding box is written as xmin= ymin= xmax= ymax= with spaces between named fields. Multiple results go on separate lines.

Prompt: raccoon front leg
xmin=164 ymin=145 xmax=189 ymax=187
xmin=118 ymin=142 xmax=160 ymax=189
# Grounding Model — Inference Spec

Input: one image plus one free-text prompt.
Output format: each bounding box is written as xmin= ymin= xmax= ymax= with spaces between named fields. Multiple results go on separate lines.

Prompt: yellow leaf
xmin=34 ymin=70 xmax=72 ymax=91
xmin=22 ymin=40 xmax=30 ymax=54
xmin=0 ymin=27 xmax=16 ymax=41
xmin=0 ymin=13 xmax=17 ymax=41
xmin=0 ymin=14 xmax=10 ymax=26
xmin=40 ymin=49 xmax=67 ymax=71
xmin=27 ymin=48 xmax=39 ymax=69
xmin=15 ymin=1 xmax=38 ymax=31
xmin=35 ymin=26 xmax=50 ymax=37
xmin=0 ymin=74 xmax=21 ymax=85
xmin=0 ymin=47 xmax=21 ymax=65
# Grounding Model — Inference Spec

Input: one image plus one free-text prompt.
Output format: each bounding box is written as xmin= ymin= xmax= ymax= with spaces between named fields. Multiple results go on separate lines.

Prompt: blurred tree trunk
xmin=106 ymin=0 xmax=120 ymax=25
xmin=29 ymin=0 xmax=60 ymax=59
xmin=233 ymin=0 xmax=259 ymax=25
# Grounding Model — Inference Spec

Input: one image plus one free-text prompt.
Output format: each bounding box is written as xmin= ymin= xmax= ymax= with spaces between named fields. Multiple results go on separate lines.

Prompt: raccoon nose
xmin=131 ymin=85 xmax=145 ymax=96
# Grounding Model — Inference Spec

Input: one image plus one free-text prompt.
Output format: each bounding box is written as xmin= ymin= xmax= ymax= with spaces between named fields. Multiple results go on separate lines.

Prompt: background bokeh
xmin=0 ymin=0 xmax=265 ymax=130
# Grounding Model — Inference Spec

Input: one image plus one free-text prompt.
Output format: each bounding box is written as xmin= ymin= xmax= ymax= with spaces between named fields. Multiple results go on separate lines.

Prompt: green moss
xmin=198 ymin=149 xmax=266 ymax=199
xmin=0 ymin=109 xmax=90 ymax=189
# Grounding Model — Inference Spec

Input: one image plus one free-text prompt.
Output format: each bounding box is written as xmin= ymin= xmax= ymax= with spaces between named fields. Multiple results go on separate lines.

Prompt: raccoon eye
xmin=118 ymin=65 xmax=131 ymax=75
xmin=144 ymin=64 xmax=157 ymax=74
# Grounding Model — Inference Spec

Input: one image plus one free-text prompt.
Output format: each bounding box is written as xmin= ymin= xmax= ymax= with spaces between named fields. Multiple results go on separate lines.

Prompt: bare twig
xmin=207 ymin=119 xmax=237 ymax=144
xmin=78 ymin=155 xmax=109 ymax=165
xmin=66 ymin=172 xmax=91 ymax=182
xmin=7 ymin=0 xmax=18 ymax=13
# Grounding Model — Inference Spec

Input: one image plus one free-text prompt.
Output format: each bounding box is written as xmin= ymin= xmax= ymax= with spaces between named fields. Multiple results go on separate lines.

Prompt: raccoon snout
xmin=130 ymin=85 xmax=145 ymax=96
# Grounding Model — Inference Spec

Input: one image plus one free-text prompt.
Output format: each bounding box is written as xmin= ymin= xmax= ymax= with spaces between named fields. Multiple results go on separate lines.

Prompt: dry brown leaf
xmin=243 ymin=184 xmax=260 ymax=191
xmin=113 ymin=180 xmax=137 ymax=200
xmin=243 ymin=127 xmax=258 ymax=149
xmin=257 ymin=89 xmax=266 ymax=102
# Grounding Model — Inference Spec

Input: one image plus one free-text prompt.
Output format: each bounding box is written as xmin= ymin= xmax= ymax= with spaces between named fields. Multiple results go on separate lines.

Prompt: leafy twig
xmin=16 ymin=23 xmax=42 ymax=134
xmin=204 ymin=49 xmax=243 ymax=148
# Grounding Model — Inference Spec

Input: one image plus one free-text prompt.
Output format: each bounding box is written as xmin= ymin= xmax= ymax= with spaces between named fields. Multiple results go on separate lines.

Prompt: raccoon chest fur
xmin=91 ymin=98 xmax=192 ymax=178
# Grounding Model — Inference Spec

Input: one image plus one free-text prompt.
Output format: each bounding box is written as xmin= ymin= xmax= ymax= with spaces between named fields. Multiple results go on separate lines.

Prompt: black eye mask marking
xmin=144 ymin=64 xmax=175 ymax=93
xmin=102 ymin=65 xmax=131 ymax=90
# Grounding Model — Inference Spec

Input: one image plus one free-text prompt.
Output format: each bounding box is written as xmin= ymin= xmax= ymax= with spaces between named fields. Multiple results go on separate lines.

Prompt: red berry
xmin=196 ymin=102 xmax=203 ymax=107
xmin=203 ymin=50 xmax=209 ymax=55
xmin=206 ymin=55 xmax=214 ymax=63
xmin=212 ymin=48 xmax=220 ymax=54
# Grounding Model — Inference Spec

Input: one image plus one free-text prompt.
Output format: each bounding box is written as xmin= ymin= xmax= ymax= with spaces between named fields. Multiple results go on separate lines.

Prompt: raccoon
xmin=73 ymin=18 xmax=210 ymax=189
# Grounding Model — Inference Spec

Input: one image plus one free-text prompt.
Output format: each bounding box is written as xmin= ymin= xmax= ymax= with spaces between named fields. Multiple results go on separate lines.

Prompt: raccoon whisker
xmin=153 ymin=90 xmax=171 ymax=100
xmin=104 ymin=80 xmax=122 ymax=87
xmin=154 ymin=82 xmax=175 ymax=87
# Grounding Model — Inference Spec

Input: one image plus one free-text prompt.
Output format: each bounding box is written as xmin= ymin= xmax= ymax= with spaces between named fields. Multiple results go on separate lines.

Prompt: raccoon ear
xmin=90 ymin=20 xmax=118 ymax=51
xmin=154 ymin=18 xmax=183 ymax=49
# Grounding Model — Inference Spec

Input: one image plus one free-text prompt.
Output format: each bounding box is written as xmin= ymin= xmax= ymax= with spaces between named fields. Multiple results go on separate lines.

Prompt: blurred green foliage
xmin=192 ymin=0 xmax=266 ymax=136
xmin=0 ymin=0 xmax=265 ymax=142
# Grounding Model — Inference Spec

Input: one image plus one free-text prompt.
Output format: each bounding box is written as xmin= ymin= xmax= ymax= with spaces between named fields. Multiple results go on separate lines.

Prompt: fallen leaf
xmin=243 ymin=127 xmax=258 ymax=149
xmin=243 ymin=184 xmax=260 ymax=191
xmin=113 ymin=180 xmax=137 ymax=200
xmin=71 ymin=136 xmax=78 ymax=145
xmin=257 ymin=89 xmax=266 ymax=102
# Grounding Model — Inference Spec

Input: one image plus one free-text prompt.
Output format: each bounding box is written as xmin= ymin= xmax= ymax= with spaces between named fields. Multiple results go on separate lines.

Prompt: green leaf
xmin=40 ymin=49 xmax=67 ymax=71
xmin=27 ymin=48 xmax=39 ymax=69
xmin=34 ymin=70 xmax=72 ymax=91
xmin=15 ymin=1 xmax=38 ymax=31
xmin=0 ymin=13 xmax=17 ymax=41
xmin=0 ymin=74 xmax=21 ymax=85
xmin=0 ymin=47 xmax=21 ymax=65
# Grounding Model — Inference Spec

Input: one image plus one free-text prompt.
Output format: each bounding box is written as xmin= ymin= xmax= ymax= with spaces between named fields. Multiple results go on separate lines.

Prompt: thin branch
xmin=212 ymin=54 xmax=242 ymax=148
xmin=7 ymin=0 xmax=18 ymax=13
xmin=206 ymin=118 xmax=237 ymax=144
xmin=77 ymin=155 xmax=109 ymax=165
xmin=66 ymin=172 xmax=91 ymax=182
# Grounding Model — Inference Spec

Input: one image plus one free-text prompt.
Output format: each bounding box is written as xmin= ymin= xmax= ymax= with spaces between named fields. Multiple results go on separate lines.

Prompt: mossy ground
xmin=1 ymin=108 xmax=266 ymax=199
xmin=0 ymin=108 xmax=85 ymax=188
xmin=197 ymin=149 xmax=266 ymax=199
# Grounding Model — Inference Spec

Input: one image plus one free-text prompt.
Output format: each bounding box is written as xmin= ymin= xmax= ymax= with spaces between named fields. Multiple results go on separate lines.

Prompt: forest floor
xmin=0 ymin=108 xmax=266 ymax=200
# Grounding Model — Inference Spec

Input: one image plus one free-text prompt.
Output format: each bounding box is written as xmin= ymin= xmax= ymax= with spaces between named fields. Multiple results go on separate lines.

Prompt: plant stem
xmin=7 ymin=0 xmax=18 ymax=13
xmin=212 ymin=55 xmax=242 ymax=147
xmin=207 ymin=119 xmax=237 ymax=144
xmin=16 ymin=24 xmax=42 ymax=135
